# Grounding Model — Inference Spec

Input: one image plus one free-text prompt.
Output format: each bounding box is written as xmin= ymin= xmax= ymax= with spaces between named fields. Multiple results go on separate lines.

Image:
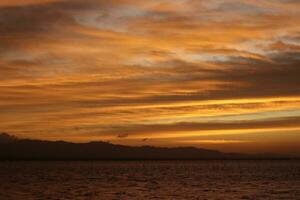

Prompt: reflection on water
xmin=0 ymin=160 xmax=299 ymax=200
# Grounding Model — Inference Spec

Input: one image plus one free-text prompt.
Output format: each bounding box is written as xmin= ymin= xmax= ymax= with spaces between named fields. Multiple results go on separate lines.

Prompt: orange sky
xmin=0 ymin=0 xmax=300 ymax=155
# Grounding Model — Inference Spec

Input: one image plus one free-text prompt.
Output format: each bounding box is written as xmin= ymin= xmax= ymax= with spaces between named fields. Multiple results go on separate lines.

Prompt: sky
xmin=0 ymin=0 xmax=300 ymax=155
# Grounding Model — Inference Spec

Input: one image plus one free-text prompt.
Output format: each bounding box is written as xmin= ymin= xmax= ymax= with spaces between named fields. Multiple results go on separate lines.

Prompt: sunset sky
xmin=0 ymin=0 xmax=300 ymax=155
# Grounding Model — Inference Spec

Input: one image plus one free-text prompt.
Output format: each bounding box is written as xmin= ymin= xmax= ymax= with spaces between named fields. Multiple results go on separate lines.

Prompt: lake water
xmin=0 ymin=160 xmax=299 ymax=200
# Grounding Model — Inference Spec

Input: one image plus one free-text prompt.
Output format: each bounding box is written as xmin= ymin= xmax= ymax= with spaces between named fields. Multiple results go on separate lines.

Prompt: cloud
xmin=0 ymin=0 xmax=66 ymax=7
xmin=88 ymin=116 xmax=300 ymax=137
xmin=0 ymin=0 xmax=300 ymax=154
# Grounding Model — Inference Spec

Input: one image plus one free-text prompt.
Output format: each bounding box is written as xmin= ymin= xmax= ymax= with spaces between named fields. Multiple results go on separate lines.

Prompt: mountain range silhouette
xmin=0 ymin=133 xmax=292 ymax=160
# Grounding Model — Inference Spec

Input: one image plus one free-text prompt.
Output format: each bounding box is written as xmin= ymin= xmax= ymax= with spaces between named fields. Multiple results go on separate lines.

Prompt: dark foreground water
xmin=0 ymin=160 xmax=299 ymax=200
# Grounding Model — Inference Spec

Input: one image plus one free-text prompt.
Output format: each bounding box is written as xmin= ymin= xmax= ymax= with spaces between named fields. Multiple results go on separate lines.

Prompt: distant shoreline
xmin=1 ymin=133 xmax=296 ymax=161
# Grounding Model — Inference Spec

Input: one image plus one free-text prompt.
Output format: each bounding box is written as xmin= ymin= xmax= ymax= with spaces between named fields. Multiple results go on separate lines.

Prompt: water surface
xmin=0 ymin=160 xmax=299 ymax=200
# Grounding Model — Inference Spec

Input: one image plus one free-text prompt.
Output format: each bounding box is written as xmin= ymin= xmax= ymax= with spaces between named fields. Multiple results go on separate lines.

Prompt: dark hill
xmin=0 ymin=132 xmax=18 ymax=143
xmin=0 ymin=133 xmax=292 ymax=160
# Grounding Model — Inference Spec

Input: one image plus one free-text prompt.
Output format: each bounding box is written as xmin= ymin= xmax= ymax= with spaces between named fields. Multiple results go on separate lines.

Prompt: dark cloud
xmin=117 ymin=133 xmax=129 ymax=138
xmin=93 ymin=116 xmax=300 ymax=136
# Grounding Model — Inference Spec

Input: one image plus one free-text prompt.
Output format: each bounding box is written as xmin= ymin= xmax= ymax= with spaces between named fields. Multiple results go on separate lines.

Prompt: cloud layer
xmin=0 ymin=0 xmax=300 ymax=154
